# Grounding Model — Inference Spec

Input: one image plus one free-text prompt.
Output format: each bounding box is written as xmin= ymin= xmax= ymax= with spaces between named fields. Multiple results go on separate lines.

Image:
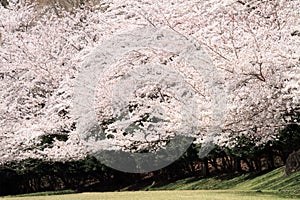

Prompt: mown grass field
xmin=1 ymin=191 xmax=300 ymax=200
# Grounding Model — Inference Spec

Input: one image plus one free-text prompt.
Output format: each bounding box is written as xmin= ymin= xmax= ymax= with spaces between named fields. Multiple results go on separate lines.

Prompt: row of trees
xmin=0 ymin=0 xmax=299 ymax=193
xmin=1 ymin=122 xmax=299 ymax=195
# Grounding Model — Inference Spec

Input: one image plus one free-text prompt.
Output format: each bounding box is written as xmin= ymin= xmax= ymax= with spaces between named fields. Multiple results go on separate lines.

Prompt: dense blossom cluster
xmin=0 ymin=0 xmax=299 ymax=163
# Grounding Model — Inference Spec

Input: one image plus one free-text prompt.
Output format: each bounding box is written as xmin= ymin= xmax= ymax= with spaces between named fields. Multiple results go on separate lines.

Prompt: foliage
xmin=0 ymin=0 xmax=299 ymax=167
xmin=0 ymin=157 xmax=119 ymax=195
xmin=274 ymin=124 xmax=300 ymax=162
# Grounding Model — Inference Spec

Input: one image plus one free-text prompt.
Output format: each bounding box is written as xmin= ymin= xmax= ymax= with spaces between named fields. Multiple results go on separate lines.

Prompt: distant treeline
xmin=1 ymin=123 xmax=300 ymax=196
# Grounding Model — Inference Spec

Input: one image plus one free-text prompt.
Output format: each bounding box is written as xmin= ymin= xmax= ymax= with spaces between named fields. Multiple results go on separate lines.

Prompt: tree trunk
xmin=234 ymin=157 xmax=242 ymax=172
xmin=268 ymin=155 xmax=275 ymax=170
xmin=202 ymin=157 xmax=210 ymax=177
xmin=243 ymin=158 xmax=254 ymax=172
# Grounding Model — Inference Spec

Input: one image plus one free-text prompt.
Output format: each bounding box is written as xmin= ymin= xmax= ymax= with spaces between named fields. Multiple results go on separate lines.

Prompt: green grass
xmin=147 ymin=167 xmax=300 ymax=191
xmin=233 ymin=168 xmax=300 ymax=191
xmin=1 ymin=191 xmax=300 ymax=200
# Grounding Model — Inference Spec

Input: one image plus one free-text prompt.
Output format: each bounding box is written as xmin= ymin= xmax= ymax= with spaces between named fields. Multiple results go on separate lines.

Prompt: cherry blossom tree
xmin=191 ymin=0 xmax=300 ymax=146
xmin=0 ymin=0 xmax=299 ymax=166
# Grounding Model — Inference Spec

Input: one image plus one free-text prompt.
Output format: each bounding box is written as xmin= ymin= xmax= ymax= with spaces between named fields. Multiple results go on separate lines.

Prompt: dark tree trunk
xmin=268 ymin=155 xmax=275 ymax=170
xmin=254 ymin=159 xmax=262 ymax=171
xmin=202 ymin=157 xmax=210 ymax=177
xmin=244 ymin=158 xmax=254 ymax=172
xmin=234 ymin=157 xmax=242 ymax=172
xmin=210 ymin=158 xmax=220 ymax=173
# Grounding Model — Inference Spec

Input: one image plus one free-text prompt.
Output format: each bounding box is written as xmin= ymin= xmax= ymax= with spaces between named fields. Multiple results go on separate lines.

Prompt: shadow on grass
xmin=5 ymin=190 xmax=78 ymax=198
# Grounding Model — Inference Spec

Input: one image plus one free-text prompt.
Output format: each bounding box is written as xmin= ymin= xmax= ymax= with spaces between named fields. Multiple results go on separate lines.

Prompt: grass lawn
xmin=1 ymin=190 xmax=300 ymax=200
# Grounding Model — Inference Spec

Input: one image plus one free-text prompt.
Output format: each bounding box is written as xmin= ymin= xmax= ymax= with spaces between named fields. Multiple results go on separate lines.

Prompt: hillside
xmin=117 ymin=167 xmax=300 ymax=198
xmin=144 ymin=167 xmax=300 ymax=191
